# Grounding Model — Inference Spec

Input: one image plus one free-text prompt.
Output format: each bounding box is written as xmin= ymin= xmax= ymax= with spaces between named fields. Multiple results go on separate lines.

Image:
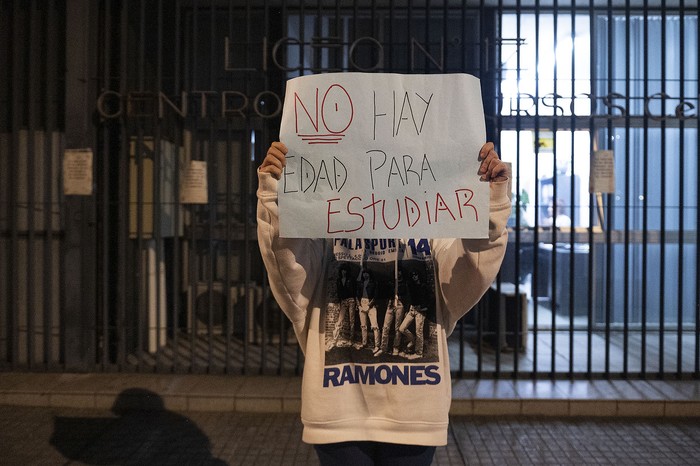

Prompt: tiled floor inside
xmin=449 ymin=301 xmax=699 ymax=375
xmin=122 ymin=300 xmax=698 ymax=377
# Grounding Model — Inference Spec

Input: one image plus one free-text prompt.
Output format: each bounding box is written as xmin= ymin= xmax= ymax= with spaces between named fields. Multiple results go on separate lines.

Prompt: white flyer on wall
xmin=63 ymin=148 xmax=93 ymax=196
xmin=590 ymin=150 xmax=615 ymax=193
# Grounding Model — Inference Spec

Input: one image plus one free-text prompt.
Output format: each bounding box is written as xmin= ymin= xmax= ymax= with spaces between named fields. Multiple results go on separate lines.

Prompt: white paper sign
xmin=590 ymin=150 xmax=615 ymax=193
xmin=63 ymin=149 xmax=93 ymax=196
xmin=181 ymin=160 xmax=209 ymax=204
xmin=278 ymin=72 xmax=488 ymax=239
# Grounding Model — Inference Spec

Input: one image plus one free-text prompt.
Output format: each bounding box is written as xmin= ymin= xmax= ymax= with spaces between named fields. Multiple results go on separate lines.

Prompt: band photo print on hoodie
xmin=323 ymin=237 xmax=440 ymax=386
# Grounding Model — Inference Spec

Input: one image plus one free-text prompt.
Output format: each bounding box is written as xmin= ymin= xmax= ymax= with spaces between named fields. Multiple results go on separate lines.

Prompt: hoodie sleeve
xmin=256 ymin=170 xmax=325 ymax=349
xmin=434 ymin=180 xmax=511 ymax=336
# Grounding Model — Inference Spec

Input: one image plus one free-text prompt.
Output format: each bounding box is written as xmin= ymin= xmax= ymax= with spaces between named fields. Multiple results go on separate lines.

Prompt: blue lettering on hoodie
xmin=323 ymin=364 xmax=442 ymax=387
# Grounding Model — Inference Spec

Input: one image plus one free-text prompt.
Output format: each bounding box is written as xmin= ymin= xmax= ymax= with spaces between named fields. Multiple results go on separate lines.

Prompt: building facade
xmin=1 ymin=0 xmax=699 ymax=379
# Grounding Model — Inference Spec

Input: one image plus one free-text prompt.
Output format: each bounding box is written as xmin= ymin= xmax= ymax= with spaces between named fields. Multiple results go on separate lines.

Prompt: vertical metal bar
xmin=641 ymin=0 xmax=649 ymax=378
xmin=64 ymin=0 xmax=97 ymax=371
xmin=0 ymin=0 xmax=5 ymax=364
xmin=189 ymin=0 xmax=198 ymax=371
xmin=282 ymin=0 xmax=303 ymax=376
xmin=604 ymin=0 xmax=613 ymax=378
xmin=225 ymin=0 xmax=234 ymax=374
xmin=135 ymin=0 xmax=146 ymax=371
xmin=370 ymin=0 xmax=374 ymax=72
xmin=676 ymin=0 xmax=685 ymax=379
xmin=423 ymin=0 xmax=429 ymax=72
xmin=100 ymin=0 xmax=112 ymax=369
xmin=461 ymin=0 xmax=466 ymax=73
xmin=117 ymin=0 xmax=129 ymax=370
xmin=659 ymin=0 xmax=667 ymax=378
xmin=154 ymin=0 xmax=164 ymax=371
xmin=587 ymin=0 xmax=595 ymax=378
xmin=623 ymin=0 xmax=631 ymax=378
xmin=9 ymin=0 xmax=23 ymax=368
xmin=267 ymin=0 xmax=279 ymax=373
xmin=313 ymin=0 xmax=321 ymax=75
xmin=242 ymin=0 xmax=253 ymax=374
xmin=251 ymin=0 xmax=261 ymax=372
xmin=0 ymin=1 xmax=3 ymax=359
xmin=337 ymin=0 xmax=343 ymax=72
xmin=351 ymin=0 xmax=358 ymax=71
xmin=442 ymin=0 xmax=447 ymax=74
xmin=514 ymin=0 xmax=522 ymax=376
xmin=280 ymin=0 xmax=298 ymax=377
xmin=533 ymin=0 xmax=541 ymax=379
xmin=27 ymin=0 xmax=38 ymax=369
xmin=206 ymin=0 xmax=215 ymax=372
xmin=172 ymin=0 xmax=182 ymax=373
xmin=253 ymin=0 xmax=262 ymax=372
xmin=486 ymin=0 xmax=503 ymax=378
xmin=569 ymin=2 xmax=577 ymax=379
xmin=696 ymin=2 xmax=700 ymax=380
xmin=495 ymin=0 xmax=502 ymax=378
xmin=551 ymin=0 xmax=559 ymax=378
xmin=188 ymin=129 xmax=196 ymax=377
xmin=43 ymin=0 xmax=57 ymax=368
xmin=300 ymin=0 xmax=306 ymax=76
xmin=388 ymin=0 xmax=393 ymax=72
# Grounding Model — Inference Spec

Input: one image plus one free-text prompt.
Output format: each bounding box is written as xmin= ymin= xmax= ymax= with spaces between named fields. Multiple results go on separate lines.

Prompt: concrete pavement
xmin=1 ymin=373 xmax=699 ymax=465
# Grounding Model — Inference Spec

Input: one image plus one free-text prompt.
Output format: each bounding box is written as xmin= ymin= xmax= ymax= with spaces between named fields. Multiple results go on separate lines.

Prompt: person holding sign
xmin=258 ymin=139 xmax=509 ymax=466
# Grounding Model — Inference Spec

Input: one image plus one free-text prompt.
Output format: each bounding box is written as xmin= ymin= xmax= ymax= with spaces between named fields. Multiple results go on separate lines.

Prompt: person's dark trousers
xmin=314 ymin=441 xmax=436 ymax=466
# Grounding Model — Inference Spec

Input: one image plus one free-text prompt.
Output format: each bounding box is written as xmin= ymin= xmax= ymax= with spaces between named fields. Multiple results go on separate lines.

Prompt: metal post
xmin=63 ymin=0 xmax=98 ymax=371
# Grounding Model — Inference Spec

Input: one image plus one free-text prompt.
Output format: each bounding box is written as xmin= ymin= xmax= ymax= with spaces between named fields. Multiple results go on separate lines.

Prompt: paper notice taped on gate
xmin=63 ymin=148 xmax=93 ymax=195
xmin=589 ymin=150 xmax=615 ymax=193
xmin=181 ymin=160 xmax=208 ymax=204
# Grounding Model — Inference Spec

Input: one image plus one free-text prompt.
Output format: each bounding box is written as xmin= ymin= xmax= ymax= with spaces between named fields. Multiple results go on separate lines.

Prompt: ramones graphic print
xmin=324 ymin=238 xmax=439 ymax=368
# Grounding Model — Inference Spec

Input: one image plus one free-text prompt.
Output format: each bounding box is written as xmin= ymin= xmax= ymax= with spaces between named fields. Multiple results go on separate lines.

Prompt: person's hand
xmin=260 ymin=142 xmax=287 ymax=180
xmin=478 ymin=142 xmax=508 ymax=182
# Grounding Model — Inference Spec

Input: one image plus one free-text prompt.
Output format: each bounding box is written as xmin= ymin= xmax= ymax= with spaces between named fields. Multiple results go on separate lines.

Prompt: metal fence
xmin=1 ymin=0 xmax=698 ymax=379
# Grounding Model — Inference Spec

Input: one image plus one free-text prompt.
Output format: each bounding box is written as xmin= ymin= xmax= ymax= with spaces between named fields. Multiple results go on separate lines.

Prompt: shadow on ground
xmin=50 ymin=388 xmax=226 ymax=465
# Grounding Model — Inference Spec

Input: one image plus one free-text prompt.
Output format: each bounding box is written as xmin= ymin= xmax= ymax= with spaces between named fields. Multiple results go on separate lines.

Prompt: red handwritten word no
xmin=294 ymin=84 xmax=354 ymax=145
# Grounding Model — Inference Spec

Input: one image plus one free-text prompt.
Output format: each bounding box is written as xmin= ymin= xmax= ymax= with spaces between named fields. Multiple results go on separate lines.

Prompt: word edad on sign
xmin=278 ymin=73 xmax=488 ymax=239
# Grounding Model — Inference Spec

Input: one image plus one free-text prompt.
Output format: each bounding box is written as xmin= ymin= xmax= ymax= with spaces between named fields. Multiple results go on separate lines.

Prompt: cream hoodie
xmin=257 ymin=170 xmax=510 ymax=446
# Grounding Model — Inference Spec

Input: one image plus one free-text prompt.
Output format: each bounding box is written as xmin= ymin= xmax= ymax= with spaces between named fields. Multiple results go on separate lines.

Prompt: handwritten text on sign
xmin=278 ymin=73 xmax=487 ymax=239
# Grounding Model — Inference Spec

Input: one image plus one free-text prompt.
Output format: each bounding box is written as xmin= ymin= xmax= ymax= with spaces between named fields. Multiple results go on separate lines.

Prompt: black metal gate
xmin=1 ymin=0 xmax=699 ymax=379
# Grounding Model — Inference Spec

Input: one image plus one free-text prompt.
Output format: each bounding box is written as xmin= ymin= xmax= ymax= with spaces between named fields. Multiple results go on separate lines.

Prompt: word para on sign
xmin=366 ymin=150 xmax=436 ymax=189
